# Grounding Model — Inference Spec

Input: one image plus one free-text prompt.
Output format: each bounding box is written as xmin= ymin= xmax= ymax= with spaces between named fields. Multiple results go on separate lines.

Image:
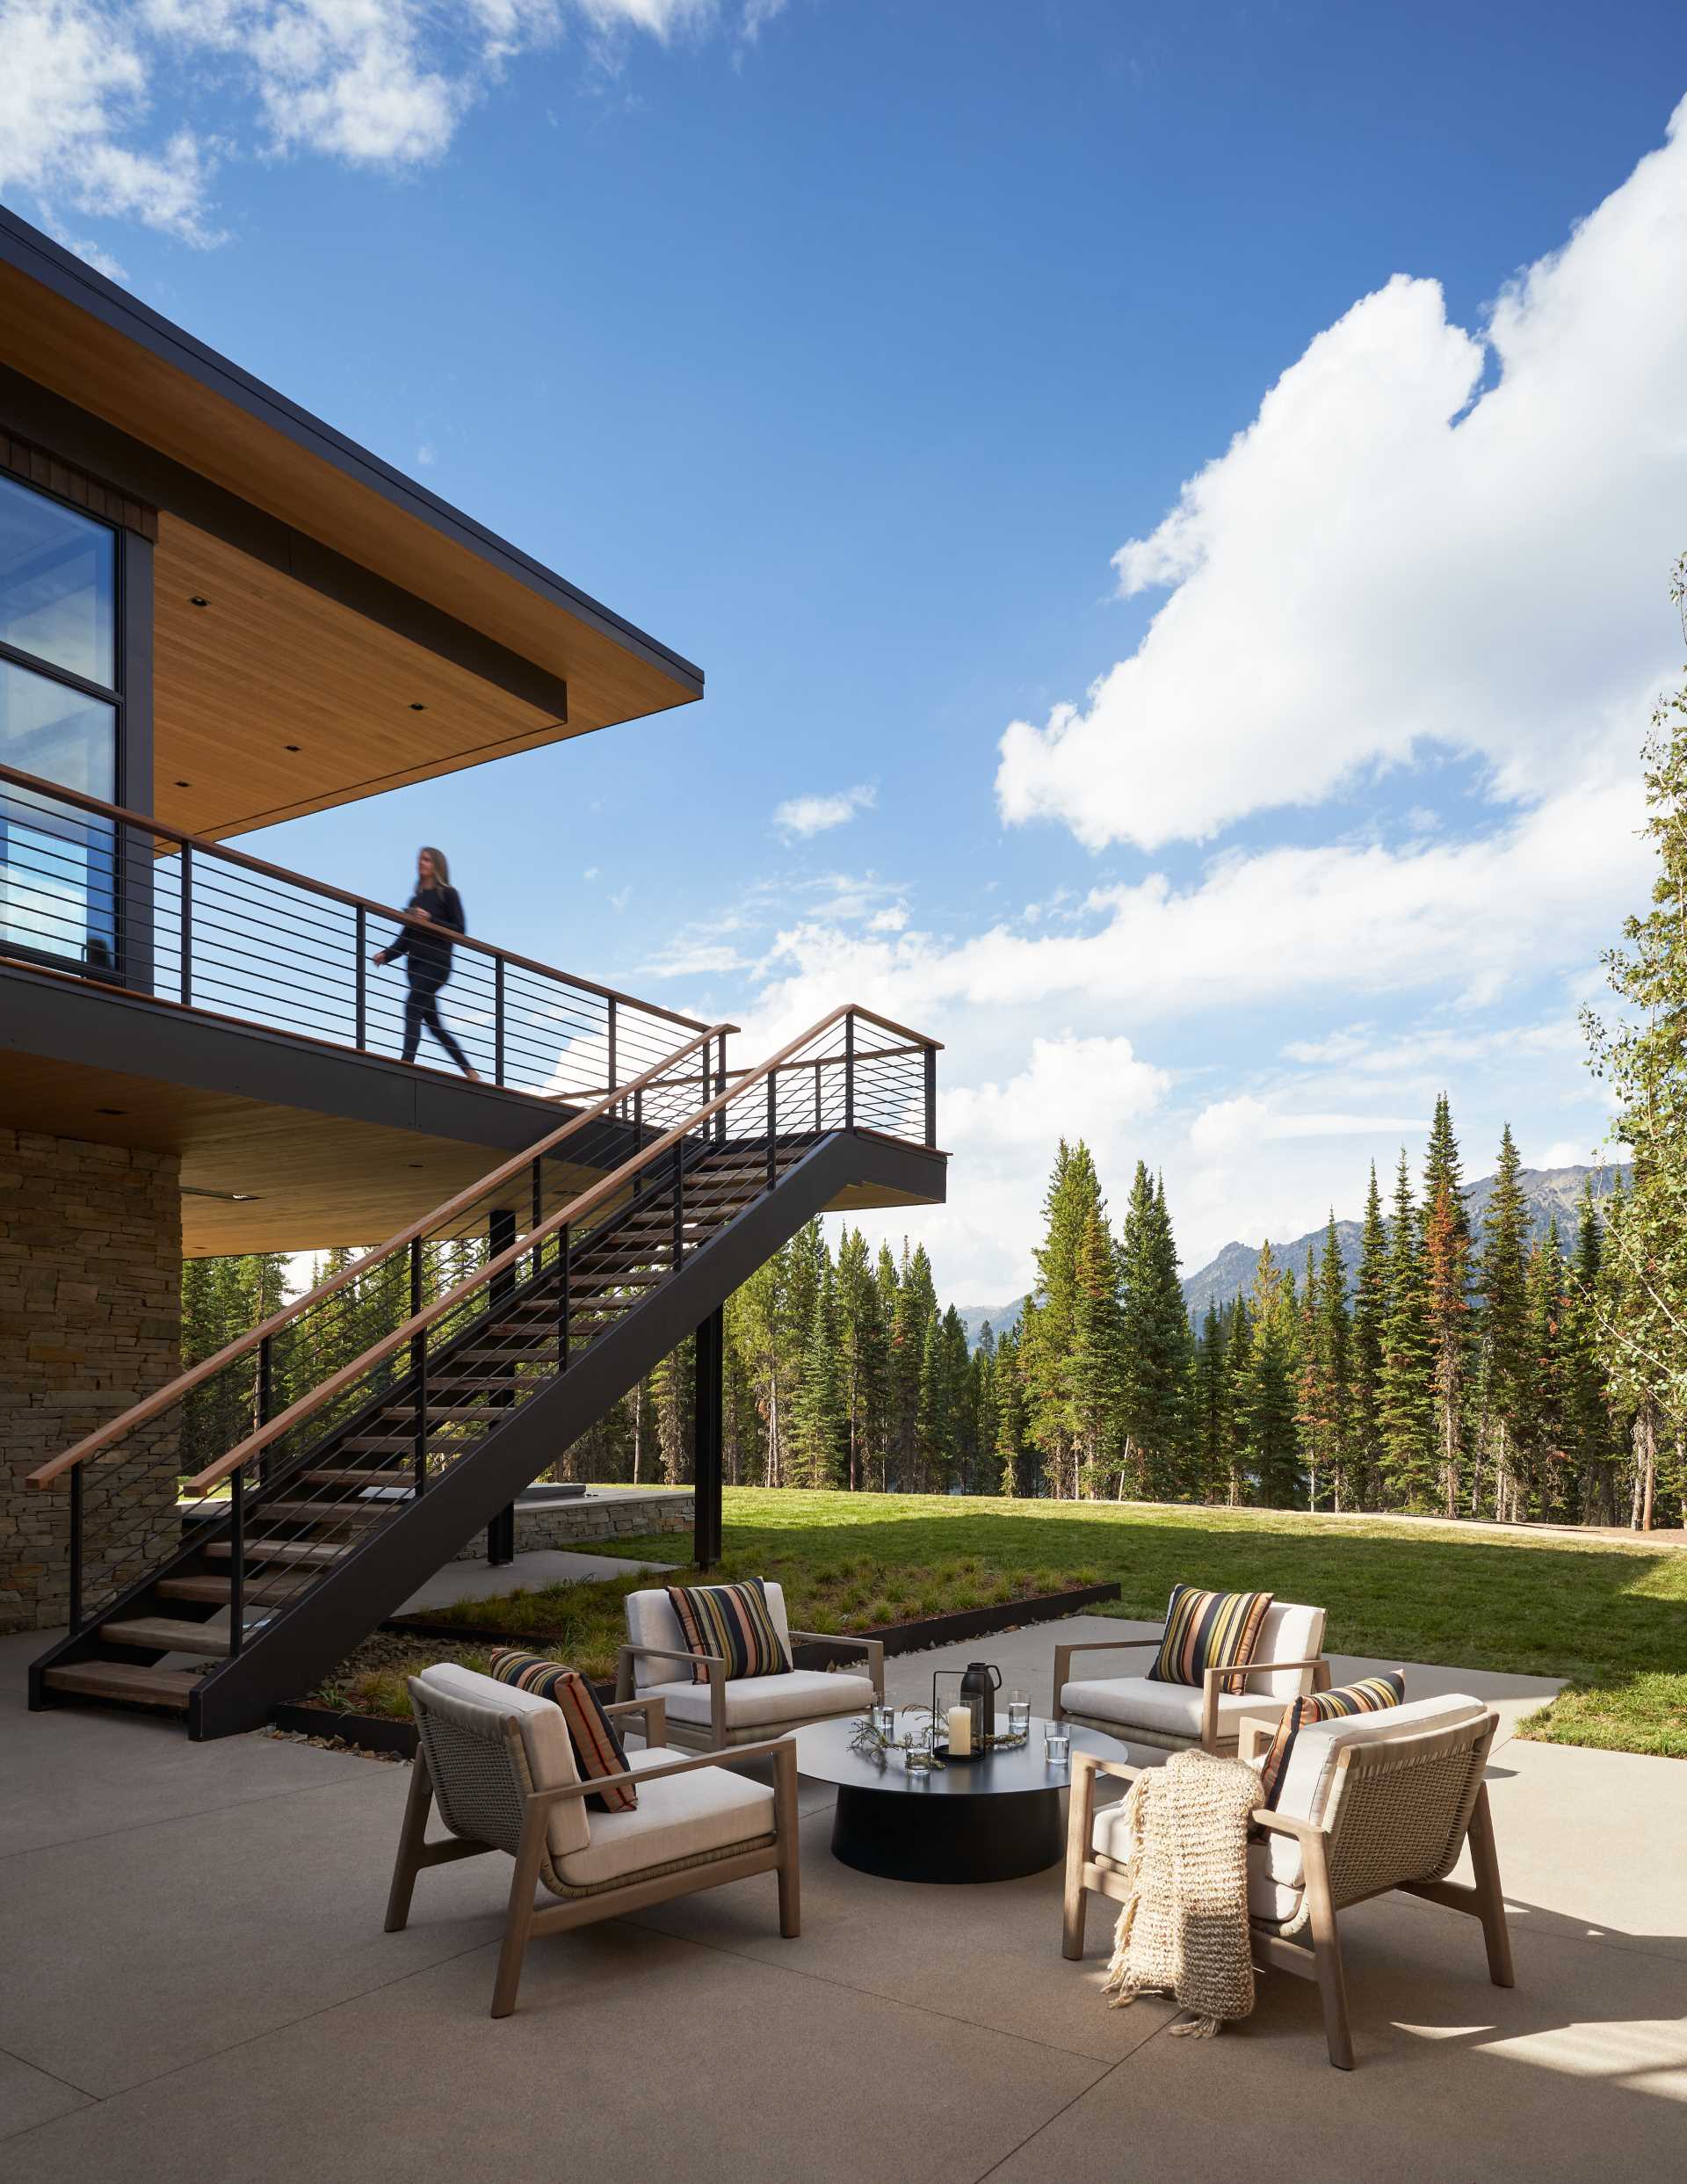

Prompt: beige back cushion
xmin=1260 ymin=1693 xmax=1489 ymax=1895
xmin=625 ymin=1580 xmax=794 ymax=1689
xmin=414 ymin=1661 xmax=590 ymax=1858
xmin=1238 ymin=1600 xmax=1327 ymax=1702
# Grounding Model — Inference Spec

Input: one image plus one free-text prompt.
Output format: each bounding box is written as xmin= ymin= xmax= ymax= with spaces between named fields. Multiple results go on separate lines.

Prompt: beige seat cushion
xmin=1061 ymin=1674 xmax=1288 ymax=1745
xmin=643 ymin=1668 xmax=875 ymax=1733
xmin=625 ymin=1580 xmax=795 ymax=1690
xmin=554 ymin=1745 xmax=776 ymax=1889
xmin=413 ymin=1662 xmax=589 ymax=1859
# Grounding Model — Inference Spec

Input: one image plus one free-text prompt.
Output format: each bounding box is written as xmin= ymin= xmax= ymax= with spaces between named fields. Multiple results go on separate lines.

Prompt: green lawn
xmin=320 ymin=1488 xmax=1687 ymax=1756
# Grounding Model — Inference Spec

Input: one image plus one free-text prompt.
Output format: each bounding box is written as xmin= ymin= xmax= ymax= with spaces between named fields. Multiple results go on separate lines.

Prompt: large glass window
xmin=0 ymin=476 xmax=122 ymax=973
xmin=0 ymin=474 xmax=116 ymax=687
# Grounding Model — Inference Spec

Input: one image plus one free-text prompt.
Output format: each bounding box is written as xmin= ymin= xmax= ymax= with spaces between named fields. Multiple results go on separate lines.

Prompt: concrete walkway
xmin=1 ymin=1621 xmax=1681 ymax=2180
xmin=397 ymin=1546 xmax=678 ymax=1614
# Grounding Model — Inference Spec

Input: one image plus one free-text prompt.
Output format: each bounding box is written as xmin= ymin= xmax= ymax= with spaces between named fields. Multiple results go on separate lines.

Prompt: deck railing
xmin=0 ymin=759 xmax=708 ymax=1102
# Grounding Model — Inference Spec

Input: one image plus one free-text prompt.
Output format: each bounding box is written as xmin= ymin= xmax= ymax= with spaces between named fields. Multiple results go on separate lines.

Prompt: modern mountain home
xmin=0 ymin=207 xmax=945 ymax=1738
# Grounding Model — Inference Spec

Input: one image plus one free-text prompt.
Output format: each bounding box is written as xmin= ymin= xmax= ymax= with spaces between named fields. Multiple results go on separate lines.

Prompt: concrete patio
xmin=1 ymin=1615 xmax=1682 ymax=2181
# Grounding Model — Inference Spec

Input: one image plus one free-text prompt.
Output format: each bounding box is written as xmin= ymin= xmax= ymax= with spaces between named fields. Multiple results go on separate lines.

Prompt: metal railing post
xmin=923 ymin=1041 xmax=937 ymax=1150
xmin=814 ymin=1064 xmax=822 ymax=1134
xmin=354 ymin=905 xmax=367 ymax=1048
xmin=557 ymin=1223 xmax=571 ymax=1373
xmin=178 ymin=841 xmax=192 ymax=1005
xmin=68 ymin=1466 xmax=83 ymax=1635
xmin=672 ymin=1145 xmax=685 ymax=1268
xmin=766 ymin=1070 xmax=778 ymax=1191
xmin=844 ymin=1011 xmax=855 ymax=1131
xmin=494 ymin=956 xmax=505 ymax=1087
xmin=606 ymin=998 xmax=618 ymax=1100
xmin=410 ymin=1238 xmax=427 ymax=1497
xmin=228 ymin=1466 xmax=245 ymax=1658
xmin=257 ymin=1333 xmax=273 ymax=1486
xmin=531 ymin=1156 xmax=543 ymax=1250
xmin=716 ymin=1033 xmax=728 ymax=1141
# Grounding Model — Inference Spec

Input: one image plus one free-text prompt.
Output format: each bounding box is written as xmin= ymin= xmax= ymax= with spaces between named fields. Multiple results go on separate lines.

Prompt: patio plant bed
xmin=562 ymin=1488 xmax=1687 ymax=1760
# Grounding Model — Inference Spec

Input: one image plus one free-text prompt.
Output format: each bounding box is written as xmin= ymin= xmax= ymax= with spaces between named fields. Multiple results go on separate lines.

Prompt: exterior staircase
xmin=26 ymin=1008 xmax=944 ymax=1738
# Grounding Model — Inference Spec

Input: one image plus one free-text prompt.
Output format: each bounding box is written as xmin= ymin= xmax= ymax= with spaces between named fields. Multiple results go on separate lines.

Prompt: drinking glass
xmin=871 ymin=1701 xmax=896 ymax=1741
xmin=904 ymin=1724 xmax=934 ymax=1774
xmin=1007 ymin=1689 xmax=1031 ymax=1741
xmin=1044 ymin=1728 xmax=1072 ymax=1767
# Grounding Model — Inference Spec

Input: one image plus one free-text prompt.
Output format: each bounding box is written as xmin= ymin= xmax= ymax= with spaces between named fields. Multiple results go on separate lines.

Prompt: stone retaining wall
xmin=0 ymin=1128 xmax=182 ymax=1632
xmin=448 ymin=1490 xmax=693 ymax=1560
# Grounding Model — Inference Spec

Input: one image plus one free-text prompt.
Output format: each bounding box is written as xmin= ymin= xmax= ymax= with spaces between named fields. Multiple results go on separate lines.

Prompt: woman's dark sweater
xmin=386 ymin=883 xmax=466 ymax=982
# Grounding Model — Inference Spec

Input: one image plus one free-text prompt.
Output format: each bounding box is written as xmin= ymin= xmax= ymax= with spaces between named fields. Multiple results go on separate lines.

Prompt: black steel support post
xmin=228 ymin=1466 xmax=245 ymax=1658
xmin=924 ymin=1042 xmax=937 ymax=1149
xmin=606 ymin=998 xmax=617 ymax=1102
xmin=556 ymin=1223 xmax=571 ymax=1373
xmin=494 ymin=956 xmax=505 ymax=1086
xmin=766 ymin=1070 xmax=778 ymax=1190
xmin=68 ymin=1466 xmax=83 ymax=1635
xmin=487 ymin=1206 xmax=518 ymax=1564
xmin=844 ymin=1010 xmax=855 ymax=1130
xmin=693 ymin=1303 xmax=724 ymax=1569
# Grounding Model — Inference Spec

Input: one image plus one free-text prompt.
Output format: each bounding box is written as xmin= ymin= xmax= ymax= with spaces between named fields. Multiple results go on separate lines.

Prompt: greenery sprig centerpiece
xmin=848 ymin=1709 xmax=946 ymax=1768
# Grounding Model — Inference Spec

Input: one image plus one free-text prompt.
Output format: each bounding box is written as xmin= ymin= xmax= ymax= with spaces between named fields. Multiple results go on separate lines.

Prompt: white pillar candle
xmin=947 ymin=1705 xmax=972 ymax=1756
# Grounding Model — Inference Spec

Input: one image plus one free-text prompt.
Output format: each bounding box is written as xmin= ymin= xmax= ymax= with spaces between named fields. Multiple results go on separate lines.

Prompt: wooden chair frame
xmin=386 ymin=1694 xmax=803 ymax=2018
xmin=616 ymin=1629 xmax=886 ymax=1750
xmin=1051 ymin=1633 xmax=1331 ymax=1753
xmin=1060 ymin=1712 xmax=1514 ymax=2069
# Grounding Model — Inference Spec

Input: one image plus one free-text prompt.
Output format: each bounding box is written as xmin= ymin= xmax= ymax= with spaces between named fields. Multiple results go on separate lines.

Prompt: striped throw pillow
xmin=489 ymin=1650 xmax=637 ymax=1813
xmin=1256 ymin=1671 xmax=1406 ymax=1810
xmin=665 ymin=1578 xmax=792 ymax=1684
xmin=1148 ymin=1584 xmax=1274 ymax=1695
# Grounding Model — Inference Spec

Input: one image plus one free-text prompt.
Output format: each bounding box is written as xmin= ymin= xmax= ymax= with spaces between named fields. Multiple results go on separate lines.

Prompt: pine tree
xmin=1071 ymin=1205 xmax=1125 ymax=1496
xmin=1191 ymin=1300 xmax=1229 ymax=1503
xmin=1221 ymin=1294 xmax=1253 ymax=1506
xmin=1379 ymin=1150 xmax=1437 ymax=1509
xmin=834 ymin=1226 xmax=887 ymax=1491
xmin=1018 ymin=1142 xmax=1105 ymax=1500
xmin=1297 ymin=1217 xmax=1352 ymax=1511
xmin=1523 ymin=1224 xmax=1569 ymax=1520
xmin=993 ymin=1324 xmax=1032 ymax=1497
xmin=970 ymin=1324 xmax=1000 ymax=1497
xmin=1241 ymin=1240 xmax=1301 ymax=1506
xmin=1474 ymin=1125 xmax=1530 ymax=1522
xmin=1423 ymin=1179 xmax=1470 ymax=1519
xmin=1348 ymin=1165 xmax=1387 ymax=1507
xmin=1581 ymin=569 xmax=1687 ymax=1527
xmin=1117 ymin=1168 xmax=1192 ymax=1498
xmin=1562 ymin=1180 xmax=1617 ymax=1521
xmin=789 ymin=1259 xmax=846 ymax=1490
xmin=888 ymin=1241 xmax=936 ymax=1491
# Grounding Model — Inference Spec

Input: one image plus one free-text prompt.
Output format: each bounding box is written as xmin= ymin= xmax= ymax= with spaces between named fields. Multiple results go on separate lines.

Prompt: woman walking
xmin=373 ymin=846 xmax=479 ymax=1080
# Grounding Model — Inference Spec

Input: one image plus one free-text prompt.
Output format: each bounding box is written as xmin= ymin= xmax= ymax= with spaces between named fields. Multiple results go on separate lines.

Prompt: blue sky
xmin=6 ymin=1 xmax=1687 ymax=1299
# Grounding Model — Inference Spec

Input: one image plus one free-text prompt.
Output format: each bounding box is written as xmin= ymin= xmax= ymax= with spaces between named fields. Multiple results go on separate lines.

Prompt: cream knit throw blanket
xmin=1101 ymin=1747 xmax=1263 ymax=2039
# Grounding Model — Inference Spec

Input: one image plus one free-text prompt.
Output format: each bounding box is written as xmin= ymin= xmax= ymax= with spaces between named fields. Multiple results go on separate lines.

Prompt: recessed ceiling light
xmin=182 ymin=1185 xmax=260 ymax=1202
xmin=189 ymin=596 xmax=209 ymax=607
xmin=175 ymin=779 xmax=191 ymax=787
xmin=285 ymin=744 xmax=300 ymax=752
xmin=409 ymin=702 xmax=426 ymax=712
xmin=95 ymin=1106 xmax=126 ymax=1116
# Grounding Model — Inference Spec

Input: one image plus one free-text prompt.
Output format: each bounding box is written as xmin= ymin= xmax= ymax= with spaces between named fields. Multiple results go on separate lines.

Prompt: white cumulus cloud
xmin=772 ymin=783 xmax=878 ymax=840
xmin=996 ymin=97 xmax=1687 ymax=853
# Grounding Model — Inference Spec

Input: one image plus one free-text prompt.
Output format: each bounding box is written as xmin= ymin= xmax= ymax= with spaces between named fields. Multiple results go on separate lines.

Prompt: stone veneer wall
xmin=0 ymin=1129 xmax=182 ymax=1633
xmin=448 ymin=1490 xmax=694 ymax=1561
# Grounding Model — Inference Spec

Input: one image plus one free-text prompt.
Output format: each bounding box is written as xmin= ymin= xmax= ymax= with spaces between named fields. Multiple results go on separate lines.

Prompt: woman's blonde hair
xmin=418 ymin=845 xmax=450 ymax=885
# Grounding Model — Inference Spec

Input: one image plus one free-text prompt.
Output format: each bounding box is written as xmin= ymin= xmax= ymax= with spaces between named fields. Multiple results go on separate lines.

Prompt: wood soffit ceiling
xmin=0 ymin=228 xmax=704 ymax=839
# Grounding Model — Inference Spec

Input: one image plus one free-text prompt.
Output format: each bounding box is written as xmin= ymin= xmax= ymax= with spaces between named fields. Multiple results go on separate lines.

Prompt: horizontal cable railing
xmin=0 ymin=761 xmax=707 ymax=1101
xmin=29 ymin=1004 xmax=941 ymax=1645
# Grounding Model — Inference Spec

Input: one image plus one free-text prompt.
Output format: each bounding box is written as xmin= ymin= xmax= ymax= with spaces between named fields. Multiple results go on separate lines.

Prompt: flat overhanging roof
xmin=0 ymin=209 xmax=703 ymax=836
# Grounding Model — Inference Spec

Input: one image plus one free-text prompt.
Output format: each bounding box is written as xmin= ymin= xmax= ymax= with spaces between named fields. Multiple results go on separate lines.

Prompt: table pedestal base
xmin=830 ymin=1781 xmax=1064 ymax=1883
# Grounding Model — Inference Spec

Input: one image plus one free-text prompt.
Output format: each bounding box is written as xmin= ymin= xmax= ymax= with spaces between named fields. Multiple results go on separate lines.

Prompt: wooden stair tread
xmin=303 ymin=1469 xmax=412 ymax=1488
xmin=99 ymin=1616 xmax=233 ymax=1657
xmin=44 ymin=1661 xmax=205 ymax=1709
xmin=205 ymin=1539 xmax=344 ymax=1565
xmin=159 ymin=1575 xmax=300 ymax=1606
xmin=257 ymin=1499 xmax=390 ymax=1523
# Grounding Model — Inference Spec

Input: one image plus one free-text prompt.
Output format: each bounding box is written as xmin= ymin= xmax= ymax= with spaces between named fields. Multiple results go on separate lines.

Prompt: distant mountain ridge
xmin=959 ymin=1164 xmax=1625 ymax=1350
xmin=1179 ymin=1162 xmax=1626 ymax=1320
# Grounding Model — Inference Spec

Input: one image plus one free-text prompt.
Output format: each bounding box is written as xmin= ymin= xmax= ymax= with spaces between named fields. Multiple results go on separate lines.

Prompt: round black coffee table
xmin=793 ymin=1715 xmax=1129 ymax=1883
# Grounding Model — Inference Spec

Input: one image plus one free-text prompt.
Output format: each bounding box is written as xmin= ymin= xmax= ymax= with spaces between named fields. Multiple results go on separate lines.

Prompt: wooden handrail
xmin=25 ymin=1022 xmax=734 ymax=1488
xmin=177 ymin=1002 xmax=936 ymax=1493
xmin=0 ymin=758 xmax=711 ymax=1034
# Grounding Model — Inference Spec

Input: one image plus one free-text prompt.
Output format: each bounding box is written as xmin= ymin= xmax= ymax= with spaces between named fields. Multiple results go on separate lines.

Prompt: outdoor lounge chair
xmin=618 ymin=1582 xmax=884 ymax=1749
xmin=387 ymin=1663 xmax=800 ymax=2018
xmin=1061 ymin=1693 xmax=1514 ymax=2068
xmin=1052 ymin=1600 xmax=1329 ymax=1753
